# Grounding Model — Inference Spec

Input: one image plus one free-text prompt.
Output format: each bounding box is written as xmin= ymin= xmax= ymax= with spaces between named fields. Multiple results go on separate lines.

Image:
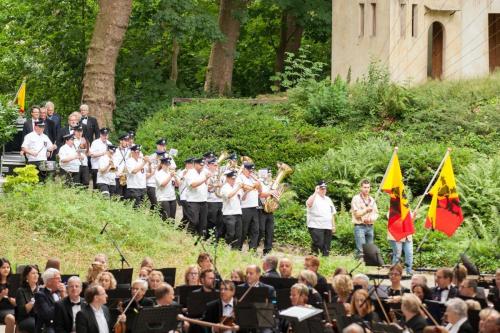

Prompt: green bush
xmin=0 ymin=97 xmax=20 ymax=145
xmin=303 ymin=77 xmax=350 ymax=126
xmin=3 ymin=165 xmax=39 ymax=193
xmin=135 ymin=100 xmax=343 ymax=170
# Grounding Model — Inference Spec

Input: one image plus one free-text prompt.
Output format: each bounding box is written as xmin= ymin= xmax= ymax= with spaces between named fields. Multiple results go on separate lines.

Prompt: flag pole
xmin=376 ymin=146 xmax=398 ymax=199
xmin=412 ymin=147 xmax=451 ymax=217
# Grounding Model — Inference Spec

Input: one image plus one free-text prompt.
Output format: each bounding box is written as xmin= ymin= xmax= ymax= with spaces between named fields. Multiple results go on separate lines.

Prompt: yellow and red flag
xmin=14 ymin=80 xmax=26 ymax=114
xmin=380 ymin=151 xmax=414 ymax=241
xmin=425 ymin=154 xmax=463 ymax=237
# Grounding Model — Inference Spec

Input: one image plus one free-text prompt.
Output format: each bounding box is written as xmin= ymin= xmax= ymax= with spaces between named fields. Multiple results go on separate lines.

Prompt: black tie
xmin=71 ymin=302 xmax=81 ymax=306
xmin=224 ymin=304 xmax=232 ymax=308
xmin=81 ymin=116 xmax=88 ymax=120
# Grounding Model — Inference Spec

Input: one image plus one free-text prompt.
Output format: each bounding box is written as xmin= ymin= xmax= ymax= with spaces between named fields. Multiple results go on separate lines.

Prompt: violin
xmin=114 ymin=290 xmax=140 ymax=333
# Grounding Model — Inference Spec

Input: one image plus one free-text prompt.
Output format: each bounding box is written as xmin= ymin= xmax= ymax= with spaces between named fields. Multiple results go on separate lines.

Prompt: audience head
xmin=263 ymin=255 xmax=278 ymax=272
xmin=352 ymin=274 xmax=369 ymax=291
xmin=21 ymin=265 xmax=39 ymax=288
xmin=42 ymin=268 xmax=61 ymax=290
xmin=30 ymin=106 xmax=40 ymax=119
xmin=246 ymin=265 xmax=261 ymax=285
xmin=298 ymin=269 xmax=318 ymax=288
xmin=350 ymin=289 xmax=373 ymax=317
xmin=332 ymin=274 xmax=353 ymax=301
xmin=0 ymin=258 xmax=12 ymax=281
xmin=401 ymin=293 xmax=422 ymax=321
xmin=290 ymin=283 xmax=309 ymax=306
xmin=459 ymin=278 xmax=478 ymax=298
xmin=279 ymin=258 xmax=293 ymax=278
xmin=40 ymin=107 xmax=48 ymax=120
xmin=304 ymin=255 xmax=320 ymax=273
xmin=220 ymin=281 xmax=235 ymax=303
xmin=79 ymin=104 xmax=89 ymax=116
xmin=479 ymin=308 xmax=499 ymax=333
xmin=230 ymin=269 xmax=245 ymax=283
xmin=154 ymin=283 xmax=175 ymax=306
xmin=435 ymin=268 xmax=453 ymax=289
xmin=67 ymin=112 xmax=80 ymax=128
xmin=445 ymin=298 xmax=468 ymax=325
xmin=411 ymin=274 xmax=428 ymax=289
xmin=200 ymin=269 xmax=216 ymax=291
xmin=96 ymin=271 xmax=117 ymax=290
xmin=67 ymin=276 xmax=82 ymax=300
xmin=412 ymin=283 xmax=432 ymax=302
xmin=184 ymin=265 xmax=200 ymax=286
xmin=84 ymin=284 xmax=107 ymax=306
xmin=45 ymin=257 xmax=61 ymax=271
xmin=148 ymin=270 xmax=164 ymax=290
xmin=197 ymin=253 xmax=213 ymax=271
xmin=131 ymin=279 xmax=148 ymax=300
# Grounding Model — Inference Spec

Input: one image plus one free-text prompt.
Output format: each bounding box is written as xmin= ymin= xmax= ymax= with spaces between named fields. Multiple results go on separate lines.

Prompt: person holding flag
xmin=380 ymin=147 xmax=415 ymax=275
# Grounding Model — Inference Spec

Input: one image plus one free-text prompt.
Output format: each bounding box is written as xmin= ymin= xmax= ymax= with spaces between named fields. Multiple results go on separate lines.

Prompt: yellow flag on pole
xmin=14 ymin=80 xmax=26 ymax=114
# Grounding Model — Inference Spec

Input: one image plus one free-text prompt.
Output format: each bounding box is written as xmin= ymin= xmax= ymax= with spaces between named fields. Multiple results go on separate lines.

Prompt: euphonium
xmin=217 ymin=150 xmax=229 ymax=165
xmin=263 ymin=162 xmax=293 ymax=213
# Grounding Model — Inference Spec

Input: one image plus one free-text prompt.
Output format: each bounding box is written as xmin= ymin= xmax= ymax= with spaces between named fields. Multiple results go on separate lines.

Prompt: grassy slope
xmin=0 ymin=182 xmax=359 ymax=281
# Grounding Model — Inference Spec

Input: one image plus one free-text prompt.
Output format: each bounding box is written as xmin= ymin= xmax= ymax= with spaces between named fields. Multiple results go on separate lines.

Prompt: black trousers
xmin=308 ymin=227 xmax=332 ymax=256
xmin=97 ymin=183 xmax=116 ymax=197
xmin=179 ymin=200 xmax=188 ymax=228
xmin=241 ymin=207 xmax=259 ymax=250
xmin=115 ymin=178 xmax=127 ymax=198
xmin=223 ymin=215 xmax=242 ymax=249
xmin=127 ymin=188 xmax=146 ymax=208
xmin=146 ymin=186 xmax=157 ymax=209
xmin=207 ymin=202 xmax=223 ymax=239
xmin=91 ymin=168 xmax=98 ymax=188
xmin=79 ymin=165 xmax=90 ymax=186
xmin=160 ymin=200 xmax=177 ymax=221
xmin=258 ymin=210 xmax=275 ymax=254
xmin=59 ymin=169 xmax=80 ymax=185
xmin=186 ymin=201 xmax=208 ymax=236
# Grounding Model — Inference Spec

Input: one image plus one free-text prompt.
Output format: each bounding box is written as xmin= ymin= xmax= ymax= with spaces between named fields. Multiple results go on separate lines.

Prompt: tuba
xmin=263 ymin=162 xmax=293 ymax=213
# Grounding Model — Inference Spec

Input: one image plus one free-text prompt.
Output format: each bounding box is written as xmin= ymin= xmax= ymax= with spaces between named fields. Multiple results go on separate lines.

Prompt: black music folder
xmin=157 ymin=267 xmax=176 ymax=287
xmin=174 ymin=285 xmax=200 ymax=307
xmin=186 ymin=291 xmax=219 ymax=318
xmin=259 ymin=276 xmax=298 ymax=289
xmin=131 ymin=305 xmax=182 ymax=333
xmin=108 ymin=268 xmax=133 ymax=285
xmin=235 ymin=286 xmax=269 ymax=303
xmin=236 ymin=303 xmax=276 ymax=329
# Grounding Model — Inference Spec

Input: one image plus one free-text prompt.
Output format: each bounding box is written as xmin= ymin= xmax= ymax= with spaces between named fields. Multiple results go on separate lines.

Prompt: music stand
xmin=174 ymin=285 xmax=200 ymax=307
xmin=61 ymin=274 xmax=79 ymax=283
xmin=324 ymin=302 xmax=346 ymax=321
xmin=259 ymin=277 xmax=298 ymax=289
xmin=424 ymin=300 xmax=446 ymax=324
xmin=363 ymin=244 xmax=385 ymax=267
xmin=235 ymin=286 xmax=269 ymax=303
xmin=7 ymin=274 xmax=21 ymax=298
xmin=315 ymin=283 xmax=332 ymax=301
xmin=235 ymin=303 xmax=275 ymax=329
xmin=131 ymin=305 xmax=181 ymax=333
xmin=279 ymin=306 xmax=324 ymax=333
xmin=158 ymin=267 xmax=176 ymax=286
xmin=276 ymin=289 xmax=292 ymax=310
xmin=186 ymin=291 xmax=219 ymax=318
xmin=106 ymin=288 xmax=132 ymax=309
xmin=109 ymin=268 xmax=133 ymax=286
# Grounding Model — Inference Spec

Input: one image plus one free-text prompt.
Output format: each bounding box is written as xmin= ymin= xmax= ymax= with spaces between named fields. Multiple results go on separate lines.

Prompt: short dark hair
xmin=221 ymin=280 xmax=235 ymax=292
xmin=84 ymin=284 xmax=101 ymax=304
xmin=30 ymin=105 xmax=41 ymax=113
xmin=464 ymin=279 xmax=478 ymax=291
xmin=200 ymin=269 xmax=214 ymax=280
xmin=197 ymin=253 xmax=212 ymax=265
xmin=154 ymin=282 xmax=174 ymax=299
xmin=439 ymin=268 xmax=453 ymax=281
xmin=264 ymin=255 xmax=278 ymax=270
xmin=360 ymin=179 xmax=371 ymax=186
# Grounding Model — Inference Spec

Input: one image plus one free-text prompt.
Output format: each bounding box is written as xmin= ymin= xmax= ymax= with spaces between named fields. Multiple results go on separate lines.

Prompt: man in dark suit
xmin=34 ymin=268 xmax=67 ymax=333
xmin=76 ymin=284 xmax=125 ymax=333
xmin=262 ymin=255 xmax=280 ymax=278
xmin=79 ymin=104 xmax=99 ymax=143
xmin=203 ymin=280 xmax=236 ymax=327
xmin=40 ymin=106 xmax=58 ymax=143
xmin=22 ymin=106 xmax=41 ymax=138
xmin=444 ymin=298 xmax=474 ymax=333
xmin=45 ymin=101 xmax=61 ymax=130
xmin=432 ymin=268 xmax=459 ymax=303
xmin=239 ymin=265 xmax=276 ymax=302
xmin=54 ymin=276 xmax=85 ymax=333
xmin=57 ymin=113 xmax=88 ymax=149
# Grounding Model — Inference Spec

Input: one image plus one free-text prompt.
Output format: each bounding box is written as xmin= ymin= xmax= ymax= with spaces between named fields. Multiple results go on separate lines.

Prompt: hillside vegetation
xmin=136 ymin=71 xmax=500 ymax=271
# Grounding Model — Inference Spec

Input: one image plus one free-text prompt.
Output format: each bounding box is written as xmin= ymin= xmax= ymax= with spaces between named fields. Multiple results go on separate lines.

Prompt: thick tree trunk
xmin=81 ymin=0 xmax=132 ymax=128
xmin=170 ymin=38 xmax=180 ymax=83
xmin=274 ymin=11 xmax=304 ymax=77
xmin=204 ymin=0 xmax=246 ymax=96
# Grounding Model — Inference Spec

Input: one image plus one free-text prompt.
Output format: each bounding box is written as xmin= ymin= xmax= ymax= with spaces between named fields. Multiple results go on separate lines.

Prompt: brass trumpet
xmin=109 ymin=160 xmax=117 ymax=172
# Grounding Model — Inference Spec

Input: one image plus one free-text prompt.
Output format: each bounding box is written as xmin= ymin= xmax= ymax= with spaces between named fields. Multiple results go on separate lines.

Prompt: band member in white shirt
xmin=258 ymin=170 xmax=278 ymax=255
xmin=126 ymin=144 xmax=149 ymax=208
xmin=155 ymin=138 xmax=176 ymax=169
xmin=73 ymin=125 xmax=90 ymax=187
xmin=90 ymin=128 xmax=111 ymax=187
xmin=220 ymin=170 xmax=243 ymax=249
xmin=237 ymin=162 xmax=262 ymax=251
xmin=306 ymin=180 xmax=337 ymax=257
xmin=155 ymin=157 xmax=179 ymax=221
xmin=58 ymin=134 xmax=84 ymax=185
xmin=206 ymin=158 xmax=224 ymax=240
xmin=21 ymin=120 xmax=57 ymax=182
xmin=145 ymin=149 xmax=164 ymax=210
xmin=184 ymin=158 xmax=210 ymax=236
xmin=178 ymin=157 xmax=194 ymax=226
xmin=113 ymin=133 xmax=130 ymax=198
xmin=96 ymin=145 xmax=117 ymax=197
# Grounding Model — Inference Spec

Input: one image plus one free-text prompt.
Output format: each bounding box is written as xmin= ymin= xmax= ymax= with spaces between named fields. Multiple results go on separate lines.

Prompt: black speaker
xmin=363 ymin=244 xmax=385 ymax=267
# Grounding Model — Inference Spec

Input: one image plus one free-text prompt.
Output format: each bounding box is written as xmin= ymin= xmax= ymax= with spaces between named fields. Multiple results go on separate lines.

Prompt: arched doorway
xmin=427 ymin=21 xmax=444 ymax=79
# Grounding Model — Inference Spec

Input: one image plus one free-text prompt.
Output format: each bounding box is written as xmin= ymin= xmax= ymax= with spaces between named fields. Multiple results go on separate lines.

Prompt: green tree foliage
xmin=0 ymin=98 xmax=20 ymax=145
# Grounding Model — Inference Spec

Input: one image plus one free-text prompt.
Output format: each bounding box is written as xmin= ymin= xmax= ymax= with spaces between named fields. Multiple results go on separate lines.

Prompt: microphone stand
xmin=99 ymin=222 xmax=130 ymax=269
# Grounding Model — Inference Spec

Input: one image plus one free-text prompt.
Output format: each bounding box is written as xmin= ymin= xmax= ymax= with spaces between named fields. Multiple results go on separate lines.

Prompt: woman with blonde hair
xmin=96 ymin=271 xmax=117 ymax=290
xmin=332 ymin=274 xmax=353 ymax=314
xmin=183 ymin=265 xmax=200 ymax=286
xmin=298 ymin=270 xmax=323 ymax=308
xmin=350 ymin=289 xmax=380 ymax=323
xmin=86 ymin=261 xmax=105 ymax=285
xmin=148 ymin=270 xmax=164 ymax=290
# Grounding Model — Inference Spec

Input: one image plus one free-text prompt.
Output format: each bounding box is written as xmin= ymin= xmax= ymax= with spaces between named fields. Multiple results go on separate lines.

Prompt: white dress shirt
xmin=185 ymin=169 xmax=208 ymax=202
xmin=221 ymin=183 xmax=242 ymax=215
xmin=91 ymin=305 xmax=109 ymax=333
xmin=155 ymin=169 xmax=176 ymax=201
xmin=21 ymin=132 xmax=53 ymax=162
xmin=90 ymin=139 xmax=110 ymax=170
xmin=445 ymin=317 xmax=468 ymax=333
xmin=237 ymin=174 xmax=259 ymax=208
xmin=126 ymin=157 xmax=147 ymax=189
xmin=58 ymin=144 xmax=81 ymax=173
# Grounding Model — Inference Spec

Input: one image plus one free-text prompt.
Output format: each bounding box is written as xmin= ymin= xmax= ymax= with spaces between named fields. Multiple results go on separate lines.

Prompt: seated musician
xmin=75 ymin=284 xmax=126 ymax=333
xmin=453 ymin=264 xmax=468 ymax=288
xmin=148 ymin=270 xmax=164 ymax=291
xmin=193 ymin=269 xmax=216 ymax=293
xmin=352 ymin=274 xmax=370 ymax=291
xmin=386 ymin=264 xmax=410 ymax=303
xmin=54 ymin=276 xmax=84 ymax=333
xmin=138 ymin=268 xmax=150 ymax=280
xmin=459 ymin=279 xmax=487 ymax=308
xmin=350 ymin=289 xmax=380 ymax=324
xmin=411 ymin=275 xmax=428 ymax=290
xmin=95 ymin=272 xmax=117 ymax=291
xmin=262 ymin=255 xmax=280 ymax=278
xmin=202 ymin=280 xmax=236 ymax=333
xmin=86 ymin=261 xmax=105 ymax=286
xmin=304 ymin=256 xmax=327 ymax=285
xmin=124 ymin=279 xmax=154 ymax=332
xmin=401 ymin=294 xmax=427 ymax=333
xmin=332 ymin=274 xmax=353 ymax=314
xmin=488 ymin=269 xmax=500 ymax=311
xmin=197 ymin=253 xmax=222 ymax=286
xmin=432 ymin=268 xmax=458 ymax=303
xmin=412 ymin=283 xmax=433 ymax=302
xmin=93 ymin=254 xmax=108 ymax=270
xmin=230 ymin=269 xmax=245 ymax=284
xmin=444 ymin=298 xmax=474 ymax=333
xmin=278 ymin=258 xmax=293 ymax=279
xmin=298 ymin=270 xmax=323 ymax=308
xmin=154 ymin=283 xmax=177 ymax=306
xmin=16 ymin=265 xmax=40 ymax=333
xmin=239 ymin=265 xmax=275 ymax=302
xmin=183 ymin=265 xmax=200 ymax=286
xmin=278 ymin=283 xmax=311 ymax=333
xmin=478 ymin=308 xmax=499 ymax=333
xmin=0 ymin=258 xmax=16 ymax=333
xmin=140 ymin=257 xmax=154 ymax=271
xmin=45 ymin=258 xmax=62 ymax=272
xmin=34 ymin=268 xmax=67 ymax=333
